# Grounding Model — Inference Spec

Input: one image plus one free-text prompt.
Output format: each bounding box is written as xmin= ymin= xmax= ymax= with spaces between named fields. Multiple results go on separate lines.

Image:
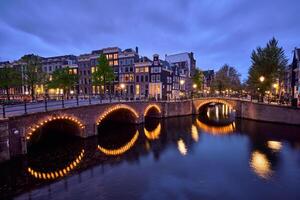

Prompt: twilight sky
xmin=0 ymin=0 xmax=299 ymax=79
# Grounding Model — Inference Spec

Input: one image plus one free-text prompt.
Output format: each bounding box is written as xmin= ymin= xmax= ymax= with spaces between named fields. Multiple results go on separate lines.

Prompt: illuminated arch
xmin=196 ymin=99 xmax=234 ymax=112
xmin=97 ymin=130 xmax=139 ymax=155
xmin=195 ymin=118 xmax=235 ymax=135
xmin=27 ymin=149 xmax=85 ymax=180
xmin=96 ymin=104 xmax=139 ymax=125
xmin=144 ymin=122 xmax=161 ymax=140
xmin=143 ymin=104 xmax=162 ymax=117
xmin=26 ymin=115 xmax=85 ymax=140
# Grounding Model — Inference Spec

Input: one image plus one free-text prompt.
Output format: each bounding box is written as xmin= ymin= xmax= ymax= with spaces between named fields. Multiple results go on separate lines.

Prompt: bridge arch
xmin=26 ymin=115 xmax=85 ymax=141
xmin=96 ymin=104 xmax=139 ymax=126
xmin=27 ymin=149 xmax=85 ymax=180
xmin=195 ymin=98 xmax=235 ymax=113
xmin=144 ymin=104 xmax=162 ymax=118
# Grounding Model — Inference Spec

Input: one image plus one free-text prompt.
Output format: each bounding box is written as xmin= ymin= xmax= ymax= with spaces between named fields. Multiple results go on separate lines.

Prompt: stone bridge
xmin=1 ymin=97 xmax=300 ymax=162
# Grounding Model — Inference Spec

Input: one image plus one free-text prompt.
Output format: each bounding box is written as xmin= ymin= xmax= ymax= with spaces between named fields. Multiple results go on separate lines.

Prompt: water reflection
xmin=1 ymin=111 xmax=300 ymax=199
xmin=27 ymin=149 xmax=85 ymax=180
xmin=197 ymin=103 xmax=236 ymax=135
xmin=250 ymin=151 xmax=272 ymax=179
xmin=97 ymin=131 xmax=139 ymax=156
xmin=177 ymin=139 xmax=188 ymax=156
xmin=144 ymin=120 xmax=161 ymax=140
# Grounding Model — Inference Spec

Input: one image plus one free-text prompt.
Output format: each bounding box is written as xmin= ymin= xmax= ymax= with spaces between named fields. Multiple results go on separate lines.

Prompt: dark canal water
xmin=1 ymin=104 xmax=300 ymax=200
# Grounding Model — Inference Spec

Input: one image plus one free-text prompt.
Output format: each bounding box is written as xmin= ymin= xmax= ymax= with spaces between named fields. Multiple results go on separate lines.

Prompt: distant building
xmin=165 ymin=52 xmax=196 ymax=97
xmin=41 ymin=55 xmax=78 ymax=96
xmin=134 ymin=56 xmax=151 ymax=99
xmin=291 ymin=48 xmax=300 ymax=100
xmin=149 ymin=54 xmax=173 ymax=100
xmin=118 ymin=48 xmax=139 ymax=98
xmin=78 ymin=47 xmax=121 ymax=95
xmin=203 ymin=70 xmax=215 ymax=91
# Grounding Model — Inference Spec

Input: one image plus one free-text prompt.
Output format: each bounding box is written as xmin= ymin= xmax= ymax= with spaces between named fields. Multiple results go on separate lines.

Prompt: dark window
xmin=136 ymin=76 xmax=139 ymax=82
xmin=145 ymin=75 xmax=148 ymax=82
xmin=141 ymin=75 xmax=144 ymax=82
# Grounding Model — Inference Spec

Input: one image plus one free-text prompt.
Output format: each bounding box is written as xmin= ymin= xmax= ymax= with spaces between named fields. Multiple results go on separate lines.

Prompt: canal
xmin=1 ymin=103 xmax=300 ymax=199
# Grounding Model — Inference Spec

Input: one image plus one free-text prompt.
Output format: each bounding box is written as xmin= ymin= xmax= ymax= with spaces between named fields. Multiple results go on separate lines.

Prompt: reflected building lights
xmin=177 ymin=139 xmax=187 ymax=156
xmin=250 ymin=151 xmax=272 ymax=179
xmin=267 ymin=141 xmax=282 ymax=152
xmin=215 ymin=106 xmax=219 ymax=120
xmin=191 ymin=125 xmax=199 ymax=142
xmin=195 ymin=119 xmax=235 ymax=135
xmin=27 ymin=149 xmax=85 ymax=180
xmin=97 ymin=130 xmax=139 ymax=156
xmin=144 ymin=123 xmax=161 ymax=140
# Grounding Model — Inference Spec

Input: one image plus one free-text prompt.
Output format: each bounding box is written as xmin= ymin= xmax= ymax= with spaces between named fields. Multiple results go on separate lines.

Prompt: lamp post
xmin=120 ymin=83 xmax=125 ymax=100
xmin=258 ymin=76 xmax=265 ymax=102
xmin=180 ymin=79 xmax=185 ymax=99
xmin=192 ymin=84 xmax=197 ymax=99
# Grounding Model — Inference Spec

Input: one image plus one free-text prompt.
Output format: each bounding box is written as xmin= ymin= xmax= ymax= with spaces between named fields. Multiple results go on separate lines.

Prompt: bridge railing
xmin=0 ymin=95 xmax=297 ymax=119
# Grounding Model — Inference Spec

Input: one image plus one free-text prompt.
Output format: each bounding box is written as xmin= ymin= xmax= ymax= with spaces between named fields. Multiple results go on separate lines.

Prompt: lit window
xmin=114 ymin=60 xmax=118 ymax=66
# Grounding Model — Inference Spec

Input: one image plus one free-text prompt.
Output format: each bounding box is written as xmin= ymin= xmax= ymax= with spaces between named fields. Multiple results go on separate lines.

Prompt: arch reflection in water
xmin=195 ymin=118 xmax=235 ymax=135
xmin=27 ymin=149 xmax=85 ymax=180
xmin=250 ymin=151 xmax=272 ymax=179
xmin=144 ymin=122 xmax=161 ymax=140
xmin=97 ymin=131 xmax=139 ymax=156
xmin=267 ymin=141 xmax=282 ymax=152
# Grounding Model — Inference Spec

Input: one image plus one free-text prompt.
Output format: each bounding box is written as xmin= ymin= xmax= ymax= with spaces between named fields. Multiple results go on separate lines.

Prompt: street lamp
xmin=192 ymin=84 xmax=197 ymax=99
xmin=180 ymin=80 xmax=185 ymax=98
xmin=120 ymin=83 xmax=125 ymax=99
xmin=259 ymin=76 xmax=265 ymax=83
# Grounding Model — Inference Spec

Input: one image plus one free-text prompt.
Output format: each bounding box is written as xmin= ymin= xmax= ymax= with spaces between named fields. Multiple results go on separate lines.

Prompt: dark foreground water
xmin=1 ymin=105 xmax=300 ymax=200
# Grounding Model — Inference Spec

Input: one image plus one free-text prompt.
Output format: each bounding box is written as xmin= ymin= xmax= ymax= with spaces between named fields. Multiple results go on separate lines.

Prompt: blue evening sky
xmin=0 ymin=0 xmax=299 ymax=79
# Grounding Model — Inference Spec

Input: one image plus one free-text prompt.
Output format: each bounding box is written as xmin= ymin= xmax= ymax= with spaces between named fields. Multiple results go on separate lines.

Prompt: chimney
xmin=135 ymin=46 xmax=139 ymax=54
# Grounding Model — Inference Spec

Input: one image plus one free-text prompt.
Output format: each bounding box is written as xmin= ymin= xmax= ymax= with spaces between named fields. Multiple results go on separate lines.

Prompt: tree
xmin=47 ymin=67 xmax=78 ymax=98
xmin=0 ymin=65 xmax=22 ymax=101
xmin=212 ymin=64 xmax=241 ymax=93
xmin=247 ymin=37 xmax=287 ymax=96
xmin=91 ymin=54 xmax=115 ymax=96
xmin=192 ymin=68 xmax=204 ymax=91
xmin=21 ymin=54 xmax=46 ymax=100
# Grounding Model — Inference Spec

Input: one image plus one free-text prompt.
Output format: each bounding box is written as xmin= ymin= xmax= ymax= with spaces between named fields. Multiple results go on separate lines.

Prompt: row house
xmin=134 ymin=56 xmax=151 ymax=99
xmin=203 ymin=70 xmax=215 ymax=91
xmin=291 ymin=48 xmax=300 ymax=101
xmin=118 ymin=48 xmax=139 ymax=97
xmin=165 ymin=52 xmax=196 ymax=98
xmin=41 ymin=55 xmax=78 ymax=95
xmin=149 ymin=54 xmax=173 ymax=100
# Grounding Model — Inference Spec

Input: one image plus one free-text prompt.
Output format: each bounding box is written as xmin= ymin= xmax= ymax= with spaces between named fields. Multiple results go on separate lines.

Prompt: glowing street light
xmin=120 ymin=83 xmax=125 ymax=89
xmin=193 ymin=84 xmax=197 ymax=89
xmin=259 ymin=76 xmax=265 ymax=83
xmin=180 ymin=79 xmax=185 ymax=85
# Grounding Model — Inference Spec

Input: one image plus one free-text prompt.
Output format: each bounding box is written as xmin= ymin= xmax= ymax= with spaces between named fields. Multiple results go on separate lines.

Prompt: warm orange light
xmin=250 ymin=151 xmax=272 ymax=179
xmin=195 ymin=119 xmax=235 ymax=135
xmin=26 ymin=115 xmax=85 ymax=140
xmin=177 ymin=139 xmax=187 ymax=156
xmin=27 ymin=149 xmax=85 ymax=180
xmin=97 ymin=131 xmax=139 ymax=155
xmin=144 ymin=104 xmax=161 ymax=117
xmin=96 ymin=104 xmax=139 ymax=125
xmin=144 ymin=123 xmax=161 ymax=140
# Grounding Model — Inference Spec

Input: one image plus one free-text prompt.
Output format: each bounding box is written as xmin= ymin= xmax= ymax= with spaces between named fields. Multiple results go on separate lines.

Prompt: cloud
xmin=0 ymin=0 xmax=299 ymax=78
